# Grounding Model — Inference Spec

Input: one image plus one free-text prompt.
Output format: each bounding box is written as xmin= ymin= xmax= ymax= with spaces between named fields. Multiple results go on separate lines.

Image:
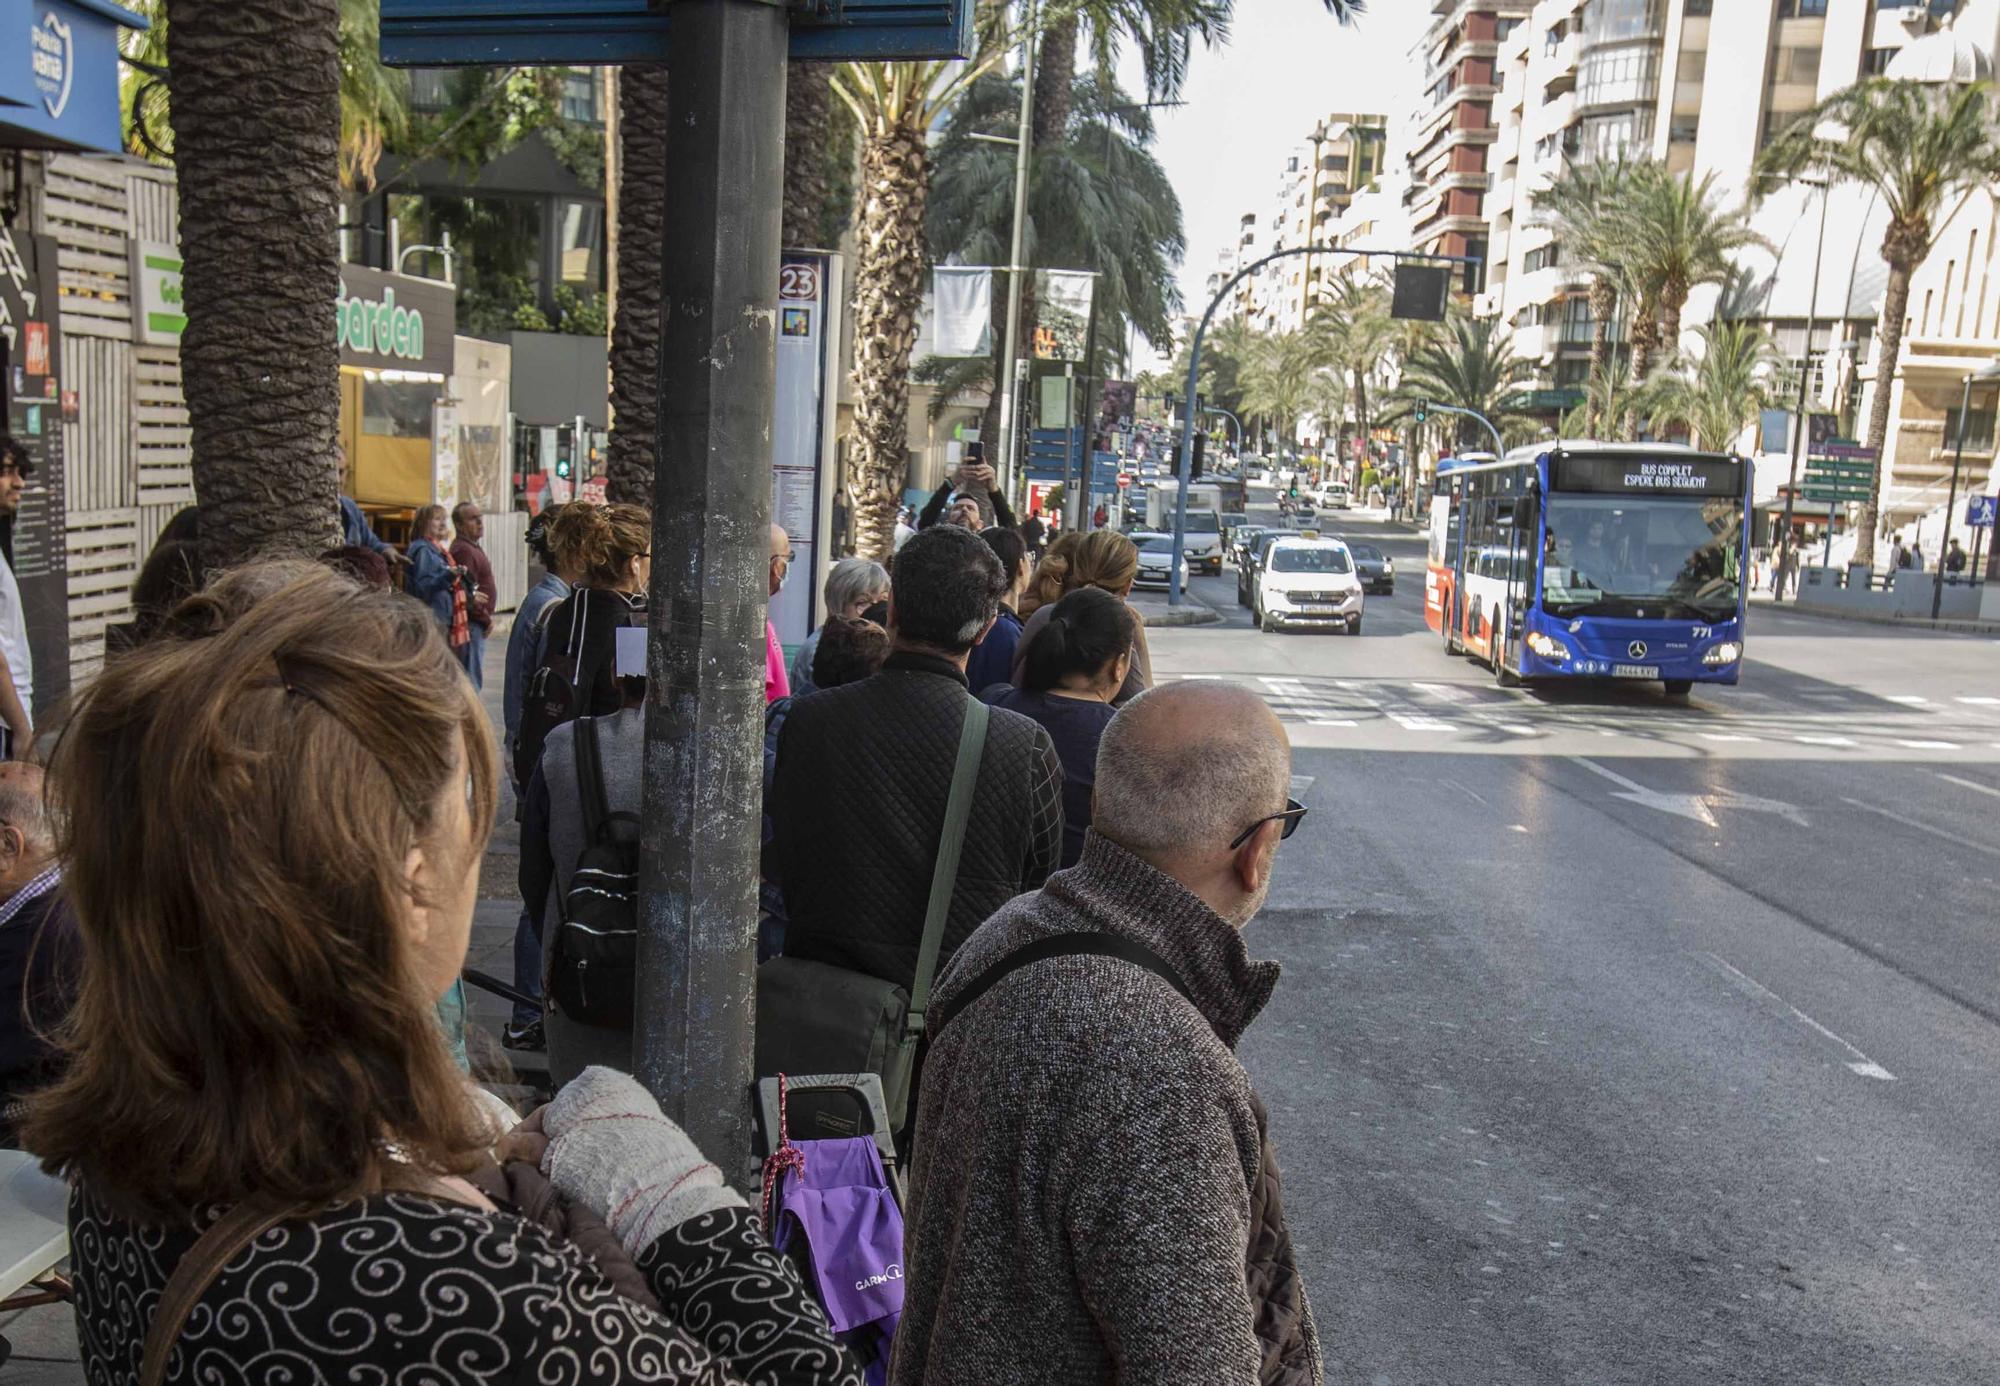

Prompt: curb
xmin=1139 ymin=600 xmax=1223 ymax=628
xmin=1768 ymin=602 xmax=2000 ymax=636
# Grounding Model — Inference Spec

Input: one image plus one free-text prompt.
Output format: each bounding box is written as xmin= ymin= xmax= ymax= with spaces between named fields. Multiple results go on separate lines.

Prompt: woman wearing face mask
xmin=26 ymin=564 xmax=863 ymax=1385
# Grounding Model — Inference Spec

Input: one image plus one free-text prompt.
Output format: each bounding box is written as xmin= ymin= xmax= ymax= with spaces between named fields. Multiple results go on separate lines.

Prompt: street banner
xmin=1034 ymin=270 xmax=1094 ymax=361
xmin=930 ymin=267 xmax=992 ymax=357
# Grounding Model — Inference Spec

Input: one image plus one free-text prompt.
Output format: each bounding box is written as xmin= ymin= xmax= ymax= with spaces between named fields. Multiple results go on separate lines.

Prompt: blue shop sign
xmin=0 ymin=0 xmax=148 ymax=155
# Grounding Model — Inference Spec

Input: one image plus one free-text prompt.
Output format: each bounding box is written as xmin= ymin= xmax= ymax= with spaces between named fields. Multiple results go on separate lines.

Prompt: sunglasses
xmin=1229 ymin=797 xmax=1308 ymax=851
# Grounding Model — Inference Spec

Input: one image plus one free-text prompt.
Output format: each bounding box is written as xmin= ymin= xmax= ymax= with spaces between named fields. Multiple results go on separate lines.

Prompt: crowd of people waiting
xmin=0 ymin=463 xmax=1322 ymax=1384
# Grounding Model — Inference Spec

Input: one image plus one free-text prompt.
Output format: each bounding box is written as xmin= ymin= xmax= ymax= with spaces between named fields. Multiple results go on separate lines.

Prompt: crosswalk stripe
xmin=1886 ymin=695 xmax=1930 ymax=706
xmin=1797 ymin=735 xmax=1856 ymax=747
xmin=1309 ymin=719 xmax=1359 ymax=728
xmin=1898 ymin=739 xmax=1961 ymax=750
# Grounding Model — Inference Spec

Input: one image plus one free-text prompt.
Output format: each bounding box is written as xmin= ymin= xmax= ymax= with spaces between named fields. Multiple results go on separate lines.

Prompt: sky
xmin=1116 ymin=0 xmax=1431 ymax=369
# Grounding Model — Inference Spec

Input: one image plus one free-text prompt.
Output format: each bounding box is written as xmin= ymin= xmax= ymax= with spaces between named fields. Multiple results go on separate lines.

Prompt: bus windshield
xmin=1542 ymin=494 xmax=1743 ymax=622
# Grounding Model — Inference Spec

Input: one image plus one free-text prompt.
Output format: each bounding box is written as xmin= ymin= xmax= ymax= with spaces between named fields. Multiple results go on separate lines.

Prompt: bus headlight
xmin=1703 ymin=641 xmax=1743 ymax=667
xmin=1525 ymin=631 xmax=1568 ymax=661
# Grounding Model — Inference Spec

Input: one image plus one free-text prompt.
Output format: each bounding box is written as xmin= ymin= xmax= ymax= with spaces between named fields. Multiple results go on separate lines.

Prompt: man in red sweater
xmin=451 ymin=502 xmax=499 ymax=689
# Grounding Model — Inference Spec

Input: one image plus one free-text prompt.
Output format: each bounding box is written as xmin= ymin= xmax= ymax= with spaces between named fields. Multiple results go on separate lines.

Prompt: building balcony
xmin=1539 ymin=34 xmax=1582 ymax=84
xmin=1416 ymin=210 xmax=1491 ymax=241
xmin=1435 ymin=169 xmax=1491 ymax=194
xmin=1535 ymin=91 xmax=1578 ymax=136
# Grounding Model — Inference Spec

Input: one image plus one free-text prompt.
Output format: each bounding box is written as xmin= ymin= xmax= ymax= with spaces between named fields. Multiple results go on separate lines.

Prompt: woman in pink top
xmin=767 ymin=523 xmax=794 ymax=702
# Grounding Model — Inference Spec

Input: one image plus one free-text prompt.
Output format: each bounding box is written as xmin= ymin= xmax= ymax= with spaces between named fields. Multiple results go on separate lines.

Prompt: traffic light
xmin=1414 ymin=399 xmax=1429 ymax=425
xmin=555 ymin=429 xmax=574 ymax=480
xmin=1191 ymin=430 xmax=1206 ymax=481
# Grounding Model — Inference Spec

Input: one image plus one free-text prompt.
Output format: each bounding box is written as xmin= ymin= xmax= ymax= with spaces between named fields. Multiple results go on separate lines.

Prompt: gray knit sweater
xmin=891 ymin=832 xmax=1320 ymax=1385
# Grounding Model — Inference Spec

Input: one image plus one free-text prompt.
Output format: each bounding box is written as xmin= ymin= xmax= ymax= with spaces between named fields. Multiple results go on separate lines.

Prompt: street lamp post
xmin=1931 ymin=357 xmax=2000 ymax=621
xmin=1775 ymin=173 xmax=1831 ymax=604
xmin=992 ymin=0 xmax=1037 ymax=498
xmin=1170 ymin=242 xmax=1480 ymax=605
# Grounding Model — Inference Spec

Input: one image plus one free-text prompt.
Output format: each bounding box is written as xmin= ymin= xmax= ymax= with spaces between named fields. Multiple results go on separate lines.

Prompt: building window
xmin=1670 ymin=115 xmax=1700 ymax=144
xmin=1683 ymin=0 xmax=1712 ymax=12
xmin=362 ymin=379 xmax=436 ymax=439
xmin=1945 ymin=405 xmax=1997 ymax=451
xmin=1863 ymin=46 xmax=1898 ymax=75
xmin=1777 ymin=0 xmax=1829 ymax=16
xmin=1773 ymin=46 xmax=1822 ymax=85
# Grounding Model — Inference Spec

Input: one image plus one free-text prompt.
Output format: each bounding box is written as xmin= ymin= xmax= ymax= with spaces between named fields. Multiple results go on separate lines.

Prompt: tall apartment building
xmin=1478 ymin=0 xmax=2000 ymax=467
xmin=1403 ymin=0 xmax=1536 ymax=285
xmin=1231 ymin=114 xmax=1391 ymax=335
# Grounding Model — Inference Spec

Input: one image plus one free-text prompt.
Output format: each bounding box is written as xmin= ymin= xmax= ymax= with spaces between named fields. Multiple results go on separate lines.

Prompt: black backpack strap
xmin=573 ymin=714 xmax=611 ymax=846
xmin=930 ymin=932 xmax=1197 ymax=1039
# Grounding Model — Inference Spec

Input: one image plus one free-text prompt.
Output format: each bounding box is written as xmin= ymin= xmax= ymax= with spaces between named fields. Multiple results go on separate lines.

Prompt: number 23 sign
xmin=779 ymin=264 xmax=819 ymax=301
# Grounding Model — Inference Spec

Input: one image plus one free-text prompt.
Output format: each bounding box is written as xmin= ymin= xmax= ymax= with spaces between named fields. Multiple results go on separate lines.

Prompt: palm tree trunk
xmin=1856 ymin=258 xmax=1914 ymax=571
xmin=1032 ymin=16 xmax=1077 ymax=152
xmin=607 ymin=64 xmax=667 ymax=505
xmin=1625 ymin=302 xmax=1659 ymax=440
xmin=1587 ymin=275 xmax=1616 ymax=434
xmin=783 ymin=63 xmax=834 ymax=249
xmin=170 ymin=0 xmax=342 ymax=567
xmin=1659 ymin=273 xmax=1688 ymax=368
xmin=850 ymin=121 xmax=933 ymax=560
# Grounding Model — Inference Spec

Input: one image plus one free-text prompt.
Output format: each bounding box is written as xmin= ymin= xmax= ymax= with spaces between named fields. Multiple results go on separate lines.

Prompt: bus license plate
xmin=1613 ymin=664 xmax=1657 ymax=679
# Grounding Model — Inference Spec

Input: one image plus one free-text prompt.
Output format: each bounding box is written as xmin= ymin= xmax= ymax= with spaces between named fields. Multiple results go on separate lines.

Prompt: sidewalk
xmin=1748 ymin=588 xmax=2000 ymax=637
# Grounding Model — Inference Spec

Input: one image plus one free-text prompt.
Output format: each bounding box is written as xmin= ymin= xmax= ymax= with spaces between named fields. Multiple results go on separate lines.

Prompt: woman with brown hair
xmin=402 ymin=502 xmax=470 ymax=655
xmin=27 ymin=564 xmax=859 ymax=1384
xmin=513 ymin=501 xmax=651 ymax=790
xmin=1011 ymin=527 xmax=1152 ymax=704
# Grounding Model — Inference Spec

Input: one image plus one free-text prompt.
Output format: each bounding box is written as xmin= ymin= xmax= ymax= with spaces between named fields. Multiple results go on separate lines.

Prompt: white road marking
xmin=1886 ymin=695 xmax=1930 ymax=706
xmin=1956 ymin=696 xmax=2000 ymax=706
xmin=1389 ymin=715 xmax=1453 ymax=732
xmin=1698 ymin=952 xmax=1894 ymax=1082
xmin=1897 ymin=740 xmax=1961 ymax=751
xmin=1573 ymin=759 xmax=1807 ymax=826
xmin=1441 ymin=778 xmax=1491 ymax=808
xmin=1797 ymin=735 xmax=1857 ymax=747
xmin=1700 ymin=733 xmax=1760 ymax=743
xmin=1310 ymin=719 xmax=1359 ymax=728
xmin=1939 ymin=772 xmax=2000 ymax=799
xmin=1841 ymin=797 xmax=2000 ymax=858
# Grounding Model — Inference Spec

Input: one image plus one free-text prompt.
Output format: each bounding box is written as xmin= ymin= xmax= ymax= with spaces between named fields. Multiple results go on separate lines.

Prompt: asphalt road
xmin=1152 ymin=491 xmax=2000 ymax=1384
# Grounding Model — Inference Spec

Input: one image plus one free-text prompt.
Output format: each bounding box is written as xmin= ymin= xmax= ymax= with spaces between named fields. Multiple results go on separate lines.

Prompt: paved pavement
xmin=1167 ymin=491 xmax=2000 ymax=1383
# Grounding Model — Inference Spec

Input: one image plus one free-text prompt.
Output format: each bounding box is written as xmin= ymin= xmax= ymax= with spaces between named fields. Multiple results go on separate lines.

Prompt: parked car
xmin=1342 ymin=540 xmax=1395 ymax=594
xmin=1254 ymin=537 xmax=1365 ymax=634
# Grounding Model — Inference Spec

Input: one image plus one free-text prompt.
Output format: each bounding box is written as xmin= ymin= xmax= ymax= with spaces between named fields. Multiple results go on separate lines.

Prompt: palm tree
xmin=1560 ymin=357 xmax=1641 ymax=442
xmin=835 ymin=35 xmax=1018 ymax=559
xmin=168 ymin=0 xmax=344 ymax=564
xmin=1309 ymin=274 xmax=1395 ymax=474
xmin=1617 ymin=166 xmax=1764 ymax=366
xmin=1390 ymin=316 xmax=1542 ymax=452
xmin=125 ymin=0 xmax=406 ymax=190
xmin=1640 ymin=320 xmax=1780 ymax=451
xmin=1533 ymin=157 xmax=1634 ymax=433
xmin=1238 ymin=330 xmax=1319 ymax=455
xmin=1757 ymin=78 xmax=2000 ymax=567
xmin=928 ymin=73 xmax=1186 ymax=442
xmin=606 ymin=65 xmax=667 ymax=504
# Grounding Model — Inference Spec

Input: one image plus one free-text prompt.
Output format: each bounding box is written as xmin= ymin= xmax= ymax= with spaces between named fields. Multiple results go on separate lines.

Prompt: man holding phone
xmin=920 ymin=444 xmax=1016 ymax=532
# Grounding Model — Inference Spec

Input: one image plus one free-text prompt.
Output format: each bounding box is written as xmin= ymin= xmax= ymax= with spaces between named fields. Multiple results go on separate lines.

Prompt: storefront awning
xmin=1 ymin=0 xmax=149 ymax=155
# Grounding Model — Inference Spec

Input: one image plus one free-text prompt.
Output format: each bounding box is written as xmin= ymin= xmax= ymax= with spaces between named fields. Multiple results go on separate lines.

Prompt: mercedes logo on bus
xmin=1628 ymin=640 xmax=1649 ymax=659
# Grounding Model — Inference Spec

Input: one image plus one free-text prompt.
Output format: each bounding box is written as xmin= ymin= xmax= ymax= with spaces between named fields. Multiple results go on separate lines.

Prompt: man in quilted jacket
xmin=892 ymin=682 xmax=1320 ymax=1385
xmin=771 ymin=524 xmax=1064 ymax=991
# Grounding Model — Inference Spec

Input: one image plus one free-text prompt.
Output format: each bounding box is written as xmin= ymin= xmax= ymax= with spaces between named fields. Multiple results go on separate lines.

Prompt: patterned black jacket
xmin=71 ymin=1185 xmax=863 ymax=1385
xmin=772 ymin=650 xmax=1064 ymax=988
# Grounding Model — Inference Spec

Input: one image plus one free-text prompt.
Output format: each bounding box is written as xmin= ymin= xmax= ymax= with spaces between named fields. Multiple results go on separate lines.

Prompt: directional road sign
xmin=1968 ymin=495 xmax=1998 ymax=529
xmin=1823 ymin=443 xmax=1879 ymax=462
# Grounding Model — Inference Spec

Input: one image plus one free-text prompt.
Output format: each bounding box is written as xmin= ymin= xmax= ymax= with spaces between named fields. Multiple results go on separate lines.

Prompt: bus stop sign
xmin=380 ymin=0 xmax=976 ymax=65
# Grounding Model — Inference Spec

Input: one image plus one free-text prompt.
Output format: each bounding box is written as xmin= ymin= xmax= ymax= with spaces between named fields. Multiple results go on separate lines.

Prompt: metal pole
xmin=636 ymin=0 xmax=786 ymax=1173
xmin=1933 ymin=370 xmax=1974 ymax=621
xmin=1776 ymin=177 xmax=1831 ymax=603
xmin=1428 ymin=402 xmax=1503 ymax=456
xmin=1972 ymin=513 xmax=1986 ymax=586
xmin=993 ymin=0 xmax=1038 ymax=498
xmin=1072 ymin=280 xmax=1100 ymax=533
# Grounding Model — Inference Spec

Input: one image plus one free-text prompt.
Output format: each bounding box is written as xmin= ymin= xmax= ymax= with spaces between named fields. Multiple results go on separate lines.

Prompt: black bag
xmin=547 ymin=715 xmax=642 ymax=1028
xmin=515 ymin=589 xmax=640 ymax=790
xmin=755 ymin=698 xmax=988 ymax=1135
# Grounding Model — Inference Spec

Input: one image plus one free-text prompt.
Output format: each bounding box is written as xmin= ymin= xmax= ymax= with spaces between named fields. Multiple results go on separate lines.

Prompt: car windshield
xmin=1270 ymin=546 xmax=1351 ymax=574
xmin=1542 ymin=494 xmax=1744 ymax=622
xmin=1135 ymin=535 xmax=1174 ymax=553
xmin=1347 ymin=544 xmax=1383 ymax=561
xmin=1184 ymin=513 xmax=1220 ymax=532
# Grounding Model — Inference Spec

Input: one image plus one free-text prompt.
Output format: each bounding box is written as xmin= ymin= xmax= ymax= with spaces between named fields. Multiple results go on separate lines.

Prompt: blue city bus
xmin=1426 ymin=444 xmax=1752 ymax=697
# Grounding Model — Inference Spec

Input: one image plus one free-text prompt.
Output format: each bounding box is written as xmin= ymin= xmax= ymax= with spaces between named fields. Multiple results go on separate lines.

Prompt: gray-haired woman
xmin=789 ymin=557 xmax=889 ymax=696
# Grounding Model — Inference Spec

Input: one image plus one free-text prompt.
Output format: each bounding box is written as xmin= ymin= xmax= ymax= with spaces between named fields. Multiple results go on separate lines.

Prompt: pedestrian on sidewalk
xmin=789 ymin=557 xmax=890 ymax=698
xmin=768 ymin=523 xmax=794 ymax=704
xmin=770 ymin=524 xmax=1063 ymax=992
xmin=0 ymin=437 xmax=35 ymax=758
xmin=0 ymin=763 xmax=75 ymax=1145
xmin=1011 ymin=529 xmax=1152 ymax=705
xmin=964 ymin=526 xmax=1028 ymax=693
xmin=982 ymin=585 xmax=1134 ymax=868
xmin=514 ymin=503 xmax=649 ymax=791
xmin=892 ymin=682 xmax=1318 ymax=1386
xmin=26 ymin=566 xmax=862 ymax=1385
xmin=404 ymin=504 xmax=472 ymax=663
xmin=451 ymin=502 xmax=499 ymax=690
xmin=1947 ymin=538 xmax=1968 ymax=578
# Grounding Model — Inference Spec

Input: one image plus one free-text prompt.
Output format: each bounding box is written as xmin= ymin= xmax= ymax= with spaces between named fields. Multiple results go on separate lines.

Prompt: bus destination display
xmin=1549 ymin=453 xmax=1743 ymax=497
